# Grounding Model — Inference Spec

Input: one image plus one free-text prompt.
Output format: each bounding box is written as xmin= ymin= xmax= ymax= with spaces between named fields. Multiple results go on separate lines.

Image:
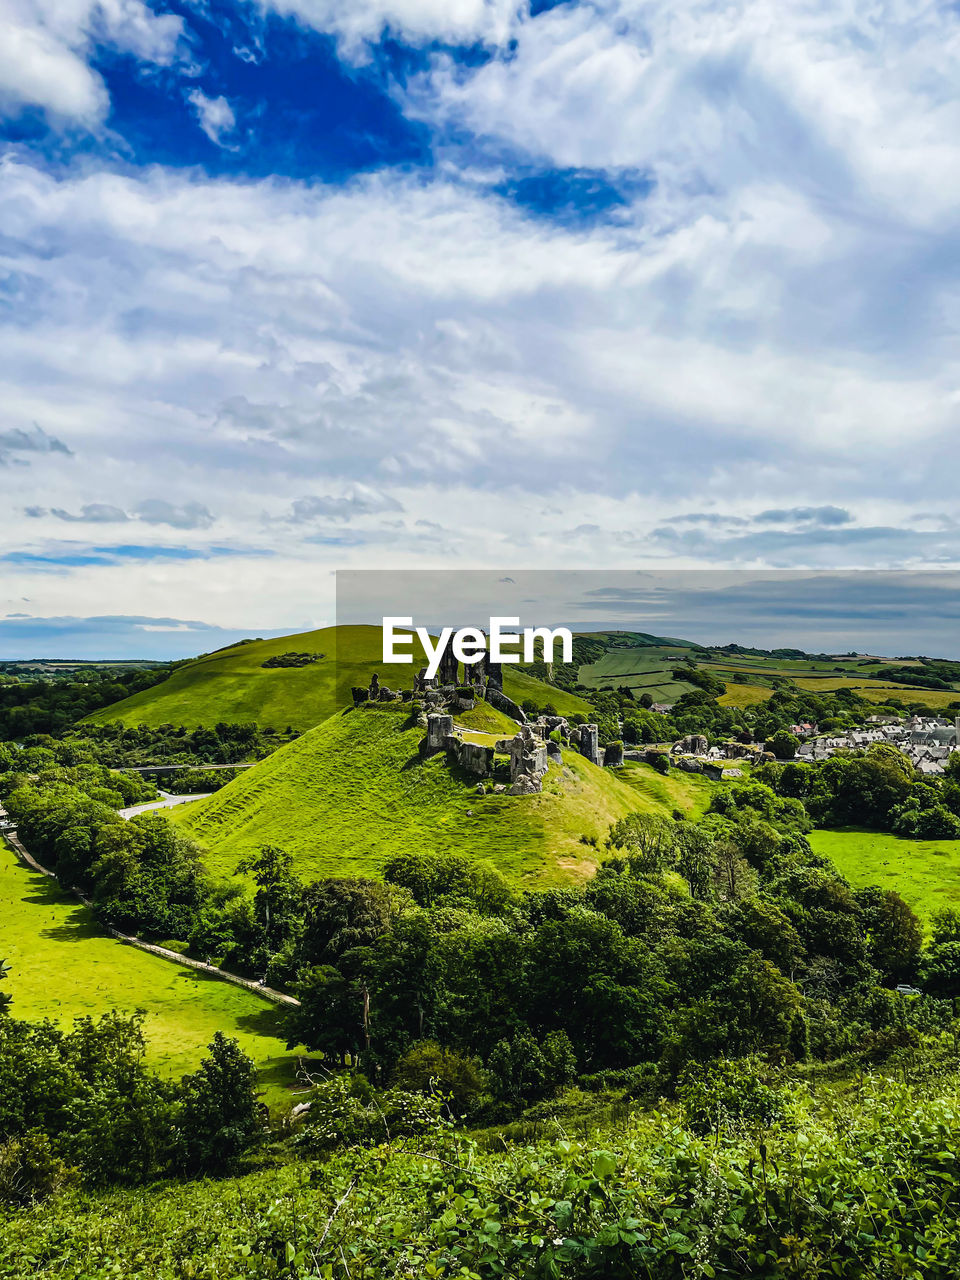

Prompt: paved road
xmin=118 ymin=790 xmax=213 ymax=819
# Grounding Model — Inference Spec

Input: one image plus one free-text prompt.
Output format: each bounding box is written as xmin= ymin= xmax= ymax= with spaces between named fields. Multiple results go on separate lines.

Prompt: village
xmin=794 ymin=713 xmax=960 ymax=775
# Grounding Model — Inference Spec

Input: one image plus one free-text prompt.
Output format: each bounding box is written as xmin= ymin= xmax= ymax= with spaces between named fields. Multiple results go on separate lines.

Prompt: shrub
xmin=392 ymin=1041 xmax=485 ymax=1111
xmin=0 ymin=1131 xmax=78 ymax=1206
xmin=676 ymin=1056 xmax=795 ymax=1137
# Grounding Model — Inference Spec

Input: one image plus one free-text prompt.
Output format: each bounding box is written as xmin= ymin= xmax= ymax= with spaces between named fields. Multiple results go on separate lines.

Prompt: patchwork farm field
xmin=0 ymin=839 xmax=303 ymax=1103
xmin=790 ymin=679 xmax=960 ymax=707
xmin=572 ymin=640 xmax=958 ymax=711
xmin=577 ymin=649 xmax=695 ymax=700
xmin=809 ymin=829 xmax=960 ymax=921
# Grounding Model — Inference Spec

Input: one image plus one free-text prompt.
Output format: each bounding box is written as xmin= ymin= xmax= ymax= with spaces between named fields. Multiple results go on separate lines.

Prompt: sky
xmin=3 ymin=1 xmax=960 ymax=656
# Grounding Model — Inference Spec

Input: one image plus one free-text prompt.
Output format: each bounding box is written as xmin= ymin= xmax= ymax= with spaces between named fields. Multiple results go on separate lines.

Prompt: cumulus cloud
xmin=407 ymin=0 xmax=960 ymax=224
xmin=48 ymin=503 xmax=129 ymax=523
xmin=25 ymin=501 xmax=213 ymax=529
xmin=7 ymin=0 xmax=960 ymax=626
xmin=755 ymin=506 xmax=853 ymax=526
xmin=0 ymin=0 xmax=182 ymax=125
xmin=188 ymin=89 xmax=238 ymax=147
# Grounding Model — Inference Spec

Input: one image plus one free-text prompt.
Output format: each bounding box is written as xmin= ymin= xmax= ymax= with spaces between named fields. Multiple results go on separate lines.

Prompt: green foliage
xmin=766 ymin=728 xmax=799 ymax=759
xmin=12 ymin=1059 xmax=960 ymax=1278
xmin=179 ymin=1032 xmax=264 ymax=1175
xmin=0 ymin=1131 xmax=78 ymax=1207
xmin=392 ymin=1041 xmax=485 ymax=1110
xmin=0 ymin=1011 xmax=262 ymax=1195
xmin=294 ymin=1072 xmax=452 ymax=1153
xmin=0 ymin=664 xmax=174 ymax=738
xmin=383 ymin=851 xmax=513 ymax=915
xmin=676 ymin=1056 xmax=795 ymax=1137
xmin=487 ymin=1028 xmax=577 ymax=1103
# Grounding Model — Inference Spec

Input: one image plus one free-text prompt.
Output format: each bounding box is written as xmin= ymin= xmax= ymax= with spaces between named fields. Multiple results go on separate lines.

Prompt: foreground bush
xmin=6 ymin=1054 xmax=960 ymax=1277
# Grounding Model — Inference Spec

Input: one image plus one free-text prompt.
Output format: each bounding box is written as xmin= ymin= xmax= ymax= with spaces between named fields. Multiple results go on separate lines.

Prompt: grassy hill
xmin=83 ymin=625 xmax=592 ymax=732
xmin=173 ymin=703 xmax=713 ymax=888
xmin=0 ymin=839 xmax=302 ymax=1103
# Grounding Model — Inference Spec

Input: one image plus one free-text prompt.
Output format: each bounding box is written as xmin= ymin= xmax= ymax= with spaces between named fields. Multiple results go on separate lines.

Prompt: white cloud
xmin=263 ymin=0 xmax=520 ymax=56
xmin=7 ymin=0 xmax=960 ymax=622
xmin=188 ymin=89 xmax=237 ymax=147
xmin=409 ymin=0 xmax=960 ymax=226
xmin=0 ymin=0 xmax=182 ymax=125
xmin=134 ymin=500 xmax=215 ymax=529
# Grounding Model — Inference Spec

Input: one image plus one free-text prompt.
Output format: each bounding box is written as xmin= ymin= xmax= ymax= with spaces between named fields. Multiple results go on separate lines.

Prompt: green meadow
xmin=0 ymin=838 xmax=303 ymax=1103
xmin=809 ymin=828 xmax=960 ymax=923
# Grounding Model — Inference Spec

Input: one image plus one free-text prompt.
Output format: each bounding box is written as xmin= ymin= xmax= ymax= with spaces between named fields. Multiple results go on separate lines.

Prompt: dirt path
xmin=2 ymin=829 xmax=299 ymax=1008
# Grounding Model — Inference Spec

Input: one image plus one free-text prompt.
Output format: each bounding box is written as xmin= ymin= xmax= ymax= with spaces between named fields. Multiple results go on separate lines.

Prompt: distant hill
xmin=83 ymin=625 xmax=593 ymax=731
xmin=172 ymin=702 xmax=713 ymax=887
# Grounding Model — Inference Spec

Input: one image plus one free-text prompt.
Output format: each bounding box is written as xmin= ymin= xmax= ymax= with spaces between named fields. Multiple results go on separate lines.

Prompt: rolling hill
xmin=83 ymin=625 xmax=593 ymax=731
xmin=172 ymin=702 xmax=713 ymax=887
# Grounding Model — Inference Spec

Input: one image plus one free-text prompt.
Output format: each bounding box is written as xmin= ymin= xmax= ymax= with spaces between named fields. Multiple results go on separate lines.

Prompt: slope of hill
xmin=173 ymin=703 xmax=712 ymax=887
xmin=83 ymin=625 xmax=592 ymax=731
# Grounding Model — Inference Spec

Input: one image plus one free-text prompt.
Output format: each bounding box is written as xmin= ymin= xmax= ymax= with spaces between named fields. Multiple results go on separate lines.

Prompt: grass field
xmin=0 ymin=839 xmax=303 ymax=1103
xmin=809 ymin=828 xmax=960 ymax=922
xmin=83 ymin=626 xmax=591 ymax=731
xmin=718 ymin=683 xmax=773 ymax=707
xmin=791 ymin=678 xmax=960 ymax=708
xmin=174 ymin=704 xmax=713 ymax=887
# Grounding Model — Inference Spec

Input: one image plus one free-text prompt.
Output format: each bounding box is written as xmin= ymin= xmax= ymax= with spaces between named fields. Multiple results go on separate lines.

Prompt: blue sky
xmin=3 ymin=1 xmax=960 ymax=656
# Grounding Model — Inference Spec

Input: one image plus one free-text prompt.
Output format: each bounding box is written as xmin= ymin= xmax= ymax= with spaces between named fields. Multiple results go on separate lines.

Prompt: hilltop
xmin=78 ymin=623 xmax=960 ymax=738
xmin=172 ymin=702 xmax=713 ymax=887
xmin=83 ymin=625 xmax=593 ymax=731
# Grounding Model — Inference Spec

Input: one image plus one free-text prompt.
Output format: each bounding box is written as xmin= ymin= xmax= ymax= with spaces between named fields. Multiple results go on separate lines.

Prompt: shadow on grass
xmin=233 ymin=1005 xmax=287 ymax=1039
xmin=40 ymin=917 xmax=101 ymax=942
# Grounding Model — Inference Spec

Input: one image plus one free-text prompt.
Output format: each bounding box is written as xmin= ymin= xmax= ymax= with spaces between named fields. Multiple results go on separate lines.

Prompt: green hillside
xmin=0 ymin=839 xmax=301 ymax=1102
xmin=173 ymin=703 xmax=712 ymax=887
xmin=83 ymin=625 xmax=592 ymax=731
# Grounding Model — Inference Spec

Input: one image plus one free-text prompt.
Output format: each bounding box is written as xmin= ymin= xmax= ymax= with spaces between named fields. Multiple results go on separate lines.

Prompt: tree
xmin=766 ymin=731 xmax=799 ymax=760
xmin=382 ymin=852 xmax=512 ymax=915
xmin=287 ymin=964 xmax=367 ymax=1060
xmin=235 ymin=845 xmax=303 ymax=957
xmin=297 ymin=877 xmax=394 ymax=966
xmin=0 ymin=960 xmax=9 ymax=1017
xmin=855 ymin=888 xmax=923 ymax=983
xmin=179 ymin=1033 xmax=262 ymax=1174
xmin=921 ymin=941 xmax=960 ymax=997
xmin=487 ymin=1029 xmax=576 ymax=1104
xmin=607 ymin=813 xmax=676 ymax=873
xmin=392 ymin=1041 xmax=485 ymax=1111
